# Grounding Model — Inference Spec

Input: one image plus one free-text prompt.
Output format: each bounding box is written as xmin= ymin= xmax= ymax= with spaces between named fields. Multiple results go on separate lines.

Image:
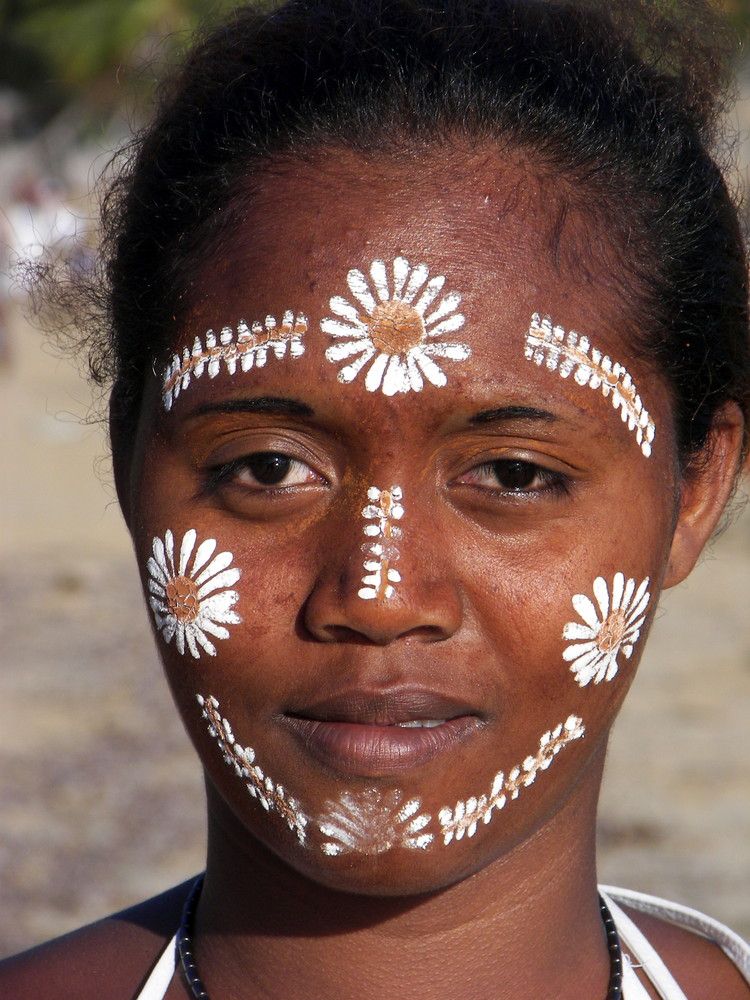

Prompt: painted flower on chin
xmin=146 ymin=529 xmax=242 ymax=658
xmin=562 ymin=573 xmax=651 ymax=686
xmin=318 ymin=788 xmax=433 ymax=856
xmin=323 ymin=256 xmax=471 ymax=395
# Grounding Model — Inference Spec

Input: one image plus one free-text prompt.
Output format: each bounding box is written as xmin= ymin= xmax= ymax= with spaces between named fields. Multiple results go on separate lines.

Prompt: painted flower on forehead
xmin=323 ymin=256 xmax=471 ymax=395
xmin=146 ymin=529 xmax=242 ymax=658
xmin=562 ymin=573 xmax=651 ymax=687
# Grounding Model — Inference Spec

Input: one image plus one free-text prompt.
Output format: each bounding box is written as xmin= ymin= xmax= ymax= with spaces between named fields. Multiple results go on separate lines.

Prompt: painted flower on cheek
xmin=147 ymin=529 xmax=242 ymax=658
xmin=323 ymin=256 xmax=471 ymax=395
xmin=562 ymin=573 xmax=651 ymax=686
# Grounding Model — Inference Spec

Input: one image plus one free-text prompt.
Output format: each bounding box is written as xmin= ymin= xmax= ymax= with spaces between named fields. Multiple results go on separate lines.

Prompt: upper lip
xmin=285 ymin=687 xmax=482 ymax=726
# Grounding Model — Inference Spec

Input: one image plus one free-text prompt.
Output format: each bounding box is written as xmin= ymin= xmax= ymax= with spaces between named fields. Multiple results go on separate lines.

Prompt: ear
xmin=663 ymin=403 xmax=746 ymax=589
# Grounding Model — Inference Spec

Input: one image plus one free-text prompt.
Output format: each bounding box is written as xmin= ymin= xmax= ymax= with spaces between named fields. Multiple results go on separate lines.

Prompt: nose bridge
xmin=304 ymin=481 xmax=462 ymax=643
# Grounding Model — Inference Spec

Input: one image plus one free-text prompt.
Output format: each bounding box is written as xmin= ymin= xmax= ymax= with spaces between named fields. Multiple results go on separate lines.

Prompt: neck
xmin=194 ymin=753 xmax=611 ymax=1000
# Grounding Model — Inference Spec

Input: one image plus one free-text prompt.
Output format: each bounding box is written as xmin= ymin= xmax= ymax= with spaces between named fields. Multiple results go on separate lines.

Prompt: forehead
xmin=167 ymin=149 xmax=661 ymax=440
xmin=185 ymin=148 xmax=635 ymax=338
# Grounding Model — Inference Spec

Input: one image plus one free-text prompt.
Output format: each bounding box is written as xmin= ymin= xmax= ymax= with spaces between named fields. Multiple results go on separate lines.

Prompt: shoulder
xmin=602 ymin=886 xmax=750 ymax=1000
xmin=0 ymin=879 xmax=192 ymax=1000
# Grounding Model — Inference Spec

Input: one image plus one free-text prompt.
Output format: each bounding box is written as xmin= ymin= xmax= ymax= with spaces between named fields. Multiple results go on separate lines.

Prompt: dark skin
xmin=1 ymin=151 xmax=747 ymax=1000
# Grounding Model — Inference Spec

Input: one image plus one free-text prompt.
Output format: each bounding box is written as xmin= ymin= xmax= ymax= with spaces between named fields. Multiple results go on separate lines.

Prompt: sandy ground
xmin=0 ymin=300 xmax=748 ymax=959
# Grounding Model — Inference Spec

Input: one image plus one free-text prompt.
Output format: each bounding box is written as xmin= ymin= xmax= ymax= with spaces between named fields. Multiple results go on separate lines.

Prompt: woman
xmin=2 ymin=0 xmax=749 ymax=997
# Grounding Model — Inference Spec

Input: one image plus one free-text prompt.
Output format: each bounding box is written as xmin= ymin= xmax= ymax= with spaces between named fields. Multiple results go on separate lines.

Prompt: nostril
xmin=307 ymin=623 xmax=379 ymax=645
xmin=301 ymin=602 xmax=456 ymax=646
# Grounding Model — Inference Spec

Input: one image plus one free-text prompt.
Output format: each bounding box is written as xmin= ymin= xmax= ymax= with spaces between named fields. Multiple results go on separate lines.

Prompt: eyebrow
xmin=469 ymin=405 xmax=558 ymax=425
xmin=185 ymin=396 xmax=315 ymax=419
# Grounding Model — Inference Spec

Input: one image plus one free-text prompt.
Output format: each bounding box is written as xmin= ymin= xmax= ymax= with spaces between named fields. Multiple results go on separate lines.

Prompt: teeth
xmin=395 ymin=719 xmax=446 ymax=729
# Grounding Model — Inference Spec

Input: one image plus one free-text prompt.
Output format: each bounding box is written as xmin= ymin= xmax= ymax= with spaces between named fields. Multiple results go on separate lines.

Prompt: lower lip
xmin=284 ymin=717 xmax=481 ymax=776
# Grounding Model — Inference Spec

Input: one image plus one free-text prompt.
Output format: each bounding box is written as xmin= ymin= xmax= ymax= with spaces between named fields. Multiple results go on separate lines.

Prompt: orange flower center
xmin=166 ymin=575 xmax=200 ymax=623
xmin=380 ymin=490 xmax=394 ymax=517
xmin=598 ymin=609 xmax=627 ymax=652
xmin=368 ymin=301 xmax=425 ymax=354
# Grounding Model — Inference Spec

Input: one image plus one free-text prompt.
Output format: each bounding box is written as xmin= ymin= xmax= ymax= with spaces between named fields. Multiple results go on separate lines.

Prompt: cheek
xmin=462 ymin=499 xmax=666 ymax=708
xmin=141 ymin=527 xmax=243 ymax=659
xmin=135 ymin=518 xmax=302 ymax=706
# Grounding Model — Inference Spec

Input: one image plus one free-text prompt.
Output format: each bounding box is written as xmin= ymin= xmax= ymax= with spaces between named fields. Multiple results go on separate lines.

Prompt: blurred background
xmin=1 ymin=0 xmax=749 ymax=959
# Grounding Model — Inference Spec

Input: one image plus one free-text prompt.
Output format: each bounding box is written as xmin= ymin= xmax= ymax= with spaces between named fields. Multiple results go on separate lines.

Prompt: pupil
xmin=494 ymin=460 xmax=535 ymax=490
xmin=248 ymin=453 xmax=291 ymax=485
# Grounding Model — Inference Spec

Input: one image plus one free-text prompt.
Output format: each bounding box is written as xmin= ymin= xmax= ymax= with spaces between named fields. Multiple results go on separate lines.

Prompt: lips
xmin=283 ymin=689 xmax=484 ymax=776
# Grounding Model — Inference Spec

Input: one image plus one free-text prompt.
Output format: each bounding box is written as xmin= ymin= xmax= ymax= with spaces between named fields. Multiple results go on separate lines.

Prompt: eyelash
xmin=205 ymin=453 xmax=321 ymax=494
xmin=456 ymin=459 xmax=572 ymax=498
xmin=205 ymin=454 xmax=571 ymax=502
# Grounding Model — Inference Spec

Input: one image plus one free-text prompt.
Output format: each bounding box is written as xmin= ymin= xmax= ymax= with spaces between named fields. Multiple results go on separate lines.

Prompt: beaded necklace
xmin=177 ymin=874 xmax=623 ymax=1000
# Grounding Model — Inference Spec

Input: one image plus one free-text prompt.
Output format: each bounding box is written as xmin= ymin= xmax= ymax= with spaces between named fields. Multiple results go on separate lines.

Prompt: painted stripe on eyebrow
xmin=161 ymin=311 xmax=307 ymax=410
xmin=524 ymin=314 xmax=655 ymax=458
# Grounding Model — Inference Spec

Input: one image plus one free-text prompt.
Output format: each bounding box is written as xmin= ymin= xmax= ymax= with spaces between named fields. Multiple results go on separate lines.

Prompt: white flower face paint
xmin=525 ymin=314 xmax=656 ymax=457
xmin=358 ymin=486 xmax=404 ymax=600
xmin=198 ymin=695 xmax=309 ymax=844
xmin=562 ymin=573 xmax=651 ymax=686
xmin=147 ymin=529 xmax=241 ymax=658
xmin=438 ymin=716 xmax=585 ymax=845
xmin=319 ymin=789 xmax=433 ymax=856
xmin=161 ymin=311 xmax=307 ymax=409
xmin=323 ymin=256 xmax=471 ymax=395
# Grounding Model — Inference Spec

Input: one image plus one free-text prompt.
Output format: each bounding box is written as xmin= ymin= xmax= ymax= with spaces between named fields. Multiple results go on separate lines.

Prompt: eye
xmin=209 ymin=452 xmax=321 ymax=491
xmin=457 ymin=459 xmax=570 ymax=495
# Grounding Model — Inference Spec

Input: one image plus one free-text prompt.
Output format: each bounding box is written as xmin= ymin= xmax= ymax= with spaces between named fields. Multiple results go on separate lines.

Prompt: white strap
xmin=601 ymin=892 xmax=689 ymax=1000
xmin=602 ymin=885 xmax=750 ymax=983
xmin=622 ymin=954 xmax=655 ymax=1000
xmin=133 ymin=891 xmax=749 ymax=1000
xmin=134 ymin=934 xmax=178 ymax=1000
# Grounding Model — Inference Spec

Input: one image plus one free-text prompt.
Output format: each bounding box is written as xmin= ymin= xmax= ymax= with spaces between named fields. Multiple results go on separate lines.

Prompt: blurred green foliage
xmin=724 ymin=0 xmax=750 ymax=33
xmin=1 ymin=0 xmax=749 ymax=131
xmin=0 ymin=0 xmax=242 ymax=126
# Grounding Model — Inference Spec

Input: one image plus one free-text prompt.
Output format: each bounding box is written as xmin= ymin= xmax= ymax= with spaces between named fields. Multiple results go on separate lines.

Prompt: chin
xmin=267 ymin=836 xmax=496 ymax=898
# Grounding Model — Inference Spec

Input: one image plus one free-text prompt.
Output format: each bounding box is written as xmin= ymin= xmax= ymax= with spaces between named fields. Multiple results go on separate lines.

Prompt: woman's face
xmin=120 ymin=152 xmax=708 ymax=894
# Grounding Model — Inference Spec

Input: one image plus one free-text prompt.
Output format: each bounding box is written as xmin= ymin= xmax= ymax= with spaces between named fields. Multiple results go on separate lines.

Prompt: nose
xmin=303 ymin=486 xmax=463 ymax=645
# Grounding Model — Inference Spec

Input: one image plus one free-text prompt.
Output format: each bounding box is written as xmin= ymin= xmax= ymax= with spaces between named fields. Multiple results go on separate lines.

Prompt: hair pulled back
xmin=89 ymin=0 xmax=748 ymax=464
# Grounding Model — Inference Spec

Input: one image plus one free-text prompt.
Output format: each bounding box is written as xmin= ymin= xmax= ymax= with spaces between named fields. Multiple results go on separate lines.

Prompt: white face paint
xmin=525 ymin=314 xmax=656 ymax=457
xmin=198 ymin=697 xmax=585 ymax=856
xmin=562 ymin=573 xmax=651 ymax=686
xmin=358 ymin=486 xmax=404 ymax=600
xmin=438 ymin=716 xmax=585 ymax=844
xmin=323 ymin=256 xmax=471 ymax=395
xmin=147 ymin=529 xmax=242 ymax=658
xmin=198 ymin=696 xmax=308 ymax=844
xmin=319 ymin=789 xmax=433 ymax=856
xmin=161 ymin=310 xmax=307 ymax=409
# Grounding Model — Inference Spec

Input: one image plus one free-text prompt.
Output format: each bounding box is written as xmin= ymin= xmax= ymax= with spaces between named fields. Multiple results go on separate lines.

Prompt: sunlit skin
xmin=109 ymin=151 xmax=744 ymax=1000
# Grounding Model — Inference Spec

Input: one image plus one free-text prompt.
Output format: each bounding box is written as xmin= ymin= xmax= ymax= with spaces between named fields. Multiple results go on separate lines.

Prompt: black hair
xmin=68 ymin=0 xmax=750 ymax=465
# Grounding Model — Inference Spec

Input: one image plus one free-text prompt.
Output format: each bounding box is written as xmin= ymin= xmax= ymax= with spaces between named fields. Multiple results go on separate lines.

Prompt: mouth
xmin=282 ymin=689 xmax=484 ymax=777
